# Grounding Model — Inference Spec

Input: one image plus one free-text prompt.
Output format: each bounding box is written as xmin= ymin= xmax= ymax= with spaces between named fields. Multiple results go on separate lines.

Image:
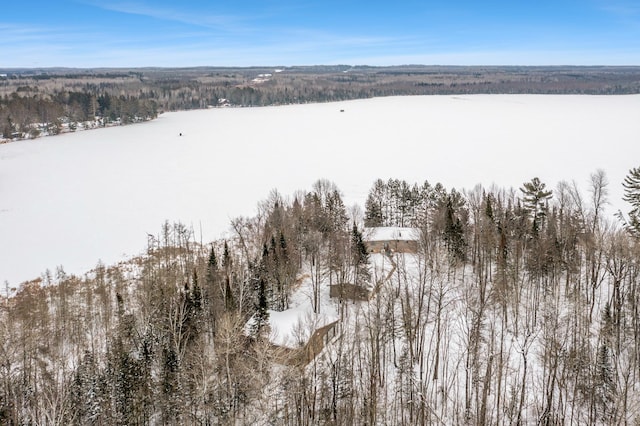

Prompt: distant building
xmin=0 ymin=74 xmax=7 ymax=78
xmin=363 ymin=227 xmax=420 ymax=253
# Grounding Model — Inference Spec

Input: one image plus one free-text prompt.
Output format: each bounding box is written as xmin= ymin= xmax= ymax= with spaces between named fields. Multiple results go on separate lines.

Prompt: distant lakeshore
xmin=3 ymin=65 xmax=640 ymax=143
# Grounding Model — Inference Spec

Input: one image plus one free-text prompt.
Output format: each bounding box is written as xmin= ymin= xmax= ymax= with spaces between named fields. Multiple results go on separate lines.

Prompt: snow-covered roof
xmin=363 ymin=227 xmax=420 ymax=242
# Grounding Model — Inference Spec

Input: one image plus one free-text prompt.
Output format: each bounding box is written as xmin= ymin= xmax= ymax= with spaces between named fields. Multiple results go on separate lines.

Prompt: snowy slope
xmin=1 ymin=95 xmax=639 ymax=288
xmin=267 ymin=273 xmax=338 ymax=349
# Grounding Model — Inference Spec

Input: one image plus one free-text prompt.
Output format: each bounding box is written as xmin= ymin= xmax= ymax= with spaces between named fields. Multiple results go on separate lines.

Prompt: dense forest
xmin=3 ymin=65 xmax=640 ymax=141
xmin=2 ymin=167 xmax=640 ymax=425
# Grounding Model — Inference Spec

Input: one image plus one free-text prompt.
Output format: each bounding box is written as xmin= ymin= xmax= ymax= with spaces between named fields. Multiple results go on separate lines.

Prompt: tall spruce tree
xmin=222 ymin=240 xmax=235 ymax=311
xmin=351 ymin=222 xmax=371 ymax=284
xmin=443 ymin=194 xmax=467 ymax=261
xmin=206 ymin=245 xmax=218 ymax=282
xmin=183 ymin=270 xmax=203 ymax=345
xmin=251 ymin=277 xmax=270 ymax=339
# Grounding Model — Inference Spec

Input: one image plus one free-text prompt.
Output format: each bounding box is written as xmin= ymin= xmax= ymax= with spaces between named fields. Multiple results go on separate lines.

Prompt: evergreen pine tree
xmin=207 ymin=245 xmax=218 ymax=280
xmin=485 ymin=193 xmax=494 ymax=221
xmin=183 ymin=270 xmax=203 ymax=344
xmin=224 ymin=279 xmax=235 ymax=312
xmin=365 ymin=191 xmax=384 ymax=227
xmin=204 ymin=245 xmax=221 ymax=332
xmin=443 ymin=194 xmax=467 ymax=261
xmin=251 ymin=277 xmax=270 ymax=339
xmin=600 ymin=301 xmax=614 ymax=347
xmin=596 ymin=344 xmax=615 ymax=420
xmin=222 ymin=240 xmax=235 ymax=311
xmin=520 ymin=177 xmax=552 ymax=235
xmin=161 ymin=346 xmax=182 ymax=423
xmin=71 ymin=351 xmax=101 ymax=425
xmin=620 ymin=166 xmax=640 ymax=236
xmin=222 ymin=240 xmax=231 ymax=270
xmin=351 ymin=222 xmax=371 ymax=283
xmin=191 ymin=270 xmax=202 ymax=311
xmin=279 ymin=230 xmax=288 ymax=259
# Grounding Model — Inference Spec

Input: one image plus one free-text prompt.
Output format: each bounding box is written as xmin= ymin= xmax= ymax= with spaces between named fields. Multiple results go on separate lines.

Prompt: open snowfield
xmin=1 ymin=95 xmax=639 ymax=288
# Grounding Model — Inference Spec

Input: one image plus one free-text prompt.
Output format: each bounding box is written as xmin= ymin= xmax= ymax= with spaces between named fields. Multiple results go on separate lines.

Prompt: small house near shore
xmin=363 ymin=227 xmax=420 ymax=254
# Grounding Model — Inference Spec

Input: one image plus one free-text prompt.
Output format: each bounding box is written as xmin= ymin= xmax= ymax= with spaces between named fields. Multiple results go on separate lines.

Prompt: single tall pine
xmin=520 ymin=177 xmax=552 ymax=235
xmin=621 ymin=166 xmax=640 ymax=236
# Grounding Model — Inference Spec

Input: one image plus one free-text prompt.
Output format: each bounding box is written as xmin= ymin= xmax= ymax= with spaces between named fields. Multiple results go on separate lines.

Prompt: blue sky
xmin=2 ymin=0 xmax=639 ymax=67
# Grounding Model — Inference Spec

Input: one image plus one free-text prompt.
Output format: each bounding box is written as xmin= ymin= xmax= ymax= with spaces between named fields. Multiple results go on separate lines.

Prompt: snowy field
xmin=1 ymin=95 xmax=639 ymax=288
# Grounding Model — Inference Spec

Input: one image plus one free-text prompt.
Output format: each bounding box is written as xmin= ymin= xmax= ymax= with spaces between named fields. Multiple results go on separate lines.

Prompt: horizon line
xmin=2 ymin=63 xmax=640 ymax=71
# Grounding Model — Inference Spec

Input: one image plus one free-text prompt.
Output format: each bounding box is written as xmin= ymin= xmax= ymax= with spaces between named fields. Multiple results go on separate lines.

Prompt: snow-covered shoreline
xmin=0 ymin=115 xmax=156 ymax=145
xmin=2 ymin=94 xmax=639 ymax=288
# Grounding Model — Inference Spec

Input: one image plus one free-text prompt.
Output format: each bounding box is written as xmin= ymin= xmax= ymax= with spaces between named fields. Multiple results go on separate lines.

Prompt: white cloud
xmin=80 ymin=0 xmax=252 ymax=33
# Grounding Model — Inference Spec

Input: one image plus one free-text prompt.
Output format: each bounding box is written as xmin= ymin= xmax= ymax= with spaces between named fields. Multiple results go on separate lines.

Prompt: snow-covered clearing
xmin=1 ymin=95 xmax=639 ymax=288
xmin=266 ymin=248 xmax=396 ymax=349
xmin=364 ymin=226 xmax=420 ymax=242
xmin=267 ymin=273 xmax=338 ymax=349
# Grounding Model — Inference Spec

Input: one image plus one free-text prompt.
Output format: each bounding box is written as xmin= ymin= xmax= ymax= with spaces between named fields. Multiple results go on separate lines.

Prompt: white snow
xmin=244 ymin=272 xmax=338 ymax=349
xmin=364 ymin=227 xmax=420 ymax=241
xmin=1 ymin=95 xmax=639 ymax=288
xmin=267 ymin=273 xmax=338 ymax=348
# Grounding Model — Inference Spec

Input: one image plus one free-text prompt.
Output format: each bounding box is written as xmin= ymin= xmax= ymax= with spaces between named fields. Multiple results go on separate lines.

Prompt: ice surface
xmin=1 ymin=95 xmax=639 ymax=287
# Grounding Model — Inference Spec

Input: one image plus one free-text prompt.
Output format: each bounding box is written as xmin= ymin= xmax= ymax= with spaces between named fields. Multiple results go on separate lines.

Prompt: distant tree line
xmin=0 ymin=90 xmax=158 ymax=139
xmin=3 ymin=65 xmax=640 ymax=140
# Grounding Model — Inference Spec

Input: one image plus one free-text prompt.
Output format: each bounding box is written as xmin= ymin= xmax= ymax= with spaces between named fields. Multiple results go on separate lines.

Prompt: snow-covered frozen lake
xmin=1 ymin=95 xmax=639 ymax=288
